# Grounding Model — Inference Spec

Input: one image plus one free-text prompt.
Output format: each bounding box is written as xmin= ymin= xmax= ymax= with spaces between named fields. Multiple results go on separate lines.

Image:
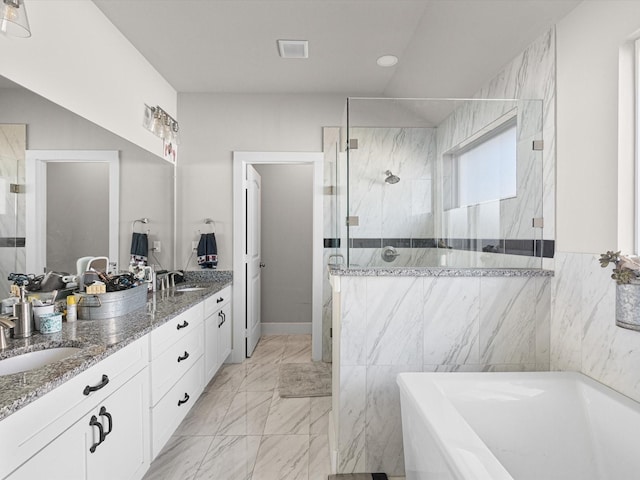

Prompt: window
xmin=445 ymin=118 xmax=517 ymax=209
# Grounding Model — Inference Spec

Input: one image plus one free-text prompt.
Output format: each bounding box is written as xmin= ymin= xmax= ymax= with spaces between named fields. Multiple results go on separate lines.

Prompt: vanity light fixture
xmin=0 ymin=0 xmax=30 ymax=38
xmin=143 ymin=104 xmax=179 ymax=144
xmin=377 ymin=55 xmax=398 ymax=67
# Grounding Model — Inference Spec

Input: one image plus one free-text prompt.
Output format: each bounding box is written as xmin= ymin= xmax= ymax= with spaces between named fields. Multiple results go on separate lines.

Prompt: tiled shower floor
xmin=143 ymin=334 xmax=333 ymax=480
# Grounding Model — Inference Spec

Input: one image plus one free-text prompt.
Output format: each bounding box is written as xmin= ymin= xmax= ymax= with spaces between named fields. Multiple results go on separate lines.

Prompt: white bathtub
xmin=397 ymin=372 xmax=640 ymax=480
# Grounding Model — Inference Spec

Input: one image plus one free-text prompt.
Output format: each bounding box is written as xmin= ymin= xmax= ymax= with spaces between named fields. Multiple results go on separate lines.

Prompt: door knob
xmin=259 ymin=262 xmax=266 ymax=268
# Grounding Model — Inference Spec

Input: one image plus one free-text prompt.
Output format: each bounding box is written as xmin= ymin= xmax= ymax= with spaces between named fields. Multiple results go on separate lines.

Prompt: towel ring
xmin=132 ymin=218 xmax=150 ymax=234
xmin=203 ymin=218 xmax=216 ymax=233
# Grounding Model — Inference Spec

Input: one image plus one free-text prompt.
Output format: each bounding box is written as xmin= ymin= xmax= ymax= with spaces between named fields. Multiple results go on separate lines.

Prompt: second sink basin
xmin=175 ymin=285 xmax=206 ymax=292
xmin=0 ymin=347 xmax=82 ymax=376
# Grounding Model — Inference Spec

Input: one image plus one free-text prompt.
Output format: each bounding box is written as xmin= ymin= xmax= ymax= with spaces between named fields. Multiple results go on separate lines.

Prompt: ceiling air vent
xmin=277 ymin=40 xmax=309 ymax=59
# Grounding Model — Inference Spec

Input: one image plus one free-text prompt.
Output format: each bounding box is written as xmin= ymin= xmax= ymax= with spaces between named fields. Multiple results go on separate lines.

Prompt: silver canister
xmin=12 ymin=300 xmax=34 ymax=338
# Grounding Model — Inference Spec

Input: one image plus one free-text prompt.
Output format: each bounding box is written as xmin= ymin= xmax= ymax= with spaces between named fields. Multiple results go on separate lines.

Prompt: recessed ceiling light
xmin=377 ymin=55 xmax=398 ymax=67
xmin=277 ymin=40 xmax=309 ymax=59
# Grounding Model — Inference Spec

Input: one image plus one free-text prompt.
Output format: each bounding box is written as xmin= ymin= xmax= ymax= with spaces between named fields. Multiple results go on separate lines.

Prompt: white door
xmin=245 ymin=165 xmax=262 ymax=357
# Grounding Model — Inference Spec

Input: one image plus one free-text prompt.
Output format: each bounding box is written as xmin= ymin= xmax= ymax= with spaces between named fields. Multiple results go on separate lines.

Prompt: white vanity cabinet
xmin=203 ymin=285 xmax=232 ymax=384
xmin=1 ymin=337 xmax=150 ymax=480
xmin=149 ymin=302 xmax=205 ymax=459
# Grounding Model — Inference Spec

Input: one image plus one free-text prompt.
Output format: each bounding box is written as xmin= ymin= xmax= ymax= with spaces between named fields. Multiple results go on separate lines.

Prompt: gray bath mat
xmin=278 ymin=362 xmax=332 ymax=398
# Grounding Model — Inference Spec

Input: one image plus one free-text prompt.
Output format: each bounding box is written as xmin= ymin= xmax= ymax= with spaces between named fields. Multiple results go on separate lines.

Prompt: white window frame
xmin=444 ymin=110 xmax=518 ymax=210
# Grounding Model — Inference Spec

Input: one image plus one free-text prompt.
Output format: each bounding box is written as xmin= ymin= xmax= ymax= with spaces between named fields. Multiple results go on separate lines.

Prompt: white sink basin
xmin=176 ymin=286 xmax=205 ymax=292
xmin=0 ymin=347 xmax=82 ymax=376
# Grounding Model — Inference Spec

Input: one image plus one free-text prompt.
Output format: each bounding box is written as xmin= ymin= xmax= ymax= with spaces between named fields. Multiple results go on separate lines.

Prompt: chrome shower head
xmin=385 ymin=170 xmax=400 ymax=184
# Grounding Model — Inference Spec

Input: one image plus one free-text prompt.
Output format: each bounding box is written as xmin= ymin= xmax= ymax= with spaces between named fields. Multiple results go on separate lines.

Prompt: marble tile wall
xmin=334 ymin=274 xmax=550 ymax=476
xmin=347 ymin=127 xmax=435 ymax=240
xmin=551 ymin=252 xmax=640 ymax=403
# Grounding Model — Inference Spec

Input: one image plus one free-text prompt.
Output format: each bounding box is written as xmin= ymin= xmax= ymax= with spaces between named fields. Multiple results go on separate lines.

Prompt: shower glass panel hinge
xmin=532 ymin=217 xmax=544 ymax=228
xmin=9 ymin=183 xmax=24 ymax=194
xmin=348 ymin=138 xmax=359 ymax=149
xmin=346 ymin=216 xmax=359 ymax=226
xmin=324 ymin=185 xmax=336 ymax=195
xmin=330 ymin=327 xmax=332 ymax=338
xmin=532 ymin=140 xmax=544 ymax=151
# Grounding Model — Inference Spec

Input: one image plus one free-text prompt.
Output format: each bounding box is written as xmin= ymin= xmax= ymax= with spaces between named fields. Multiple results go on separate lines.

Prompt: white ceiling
xmin=94 ymin=0 xmax=580 ymax=97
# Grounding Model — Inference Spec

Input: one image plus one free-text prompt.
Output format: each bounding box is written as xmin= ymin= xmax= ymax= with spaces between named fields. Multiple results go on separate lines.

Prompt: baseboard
xmin=261 ymin=322 xmax=312 ymax=335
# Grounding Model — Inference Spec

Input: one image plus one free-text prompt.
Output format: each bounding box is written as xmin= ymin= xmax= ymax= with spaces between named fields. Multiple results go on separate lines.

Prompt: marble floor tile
xmin=310 ymin=396 xmax=332 ymax=434
xmin=246 ymin=341 xmax=286 ymax=364
xmin=238 ymin=363 xmax=280 ymax=391
xmin=282 ymin=342 xmax=312 ymax=363
xmin=263 ymin=391 xmax=310 ymax=434
xmin=251 ymin=435 xmax=310 ymax=480
xmin=143 ymin=435 xmax=213 ymax=480
xmin=218 ymin=390 xmax=272 ymax=435
xmin=175 ymin=388 xmax=236 ymax=436
xmin=308 ymin=434 xmax=331 ymax=480
xmin=193 ymin=435 xmax=261 ymax=480
xmin=144 ymin=335 xmax=334 ymax=480
xmin=206 ymin=363 xmax=247 ymax=392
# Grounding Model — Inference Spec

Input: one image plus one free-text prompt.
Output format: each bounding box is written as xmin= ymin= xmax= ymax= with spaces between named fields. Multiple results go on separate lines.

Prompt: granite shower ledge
xmin=0 ymin=271 xmax=231 ymax=422
xmin=329 ymin=266 xmax=554 ymax=277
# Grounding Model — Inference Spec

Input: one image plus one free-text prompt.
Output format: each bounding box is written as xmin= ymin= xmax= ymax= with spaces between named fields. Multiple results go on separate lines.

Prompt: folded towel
xmin=130 ymin=232 xmax=148 ymax=264
xmin=197 ymin=233 xmax=218 ymax=269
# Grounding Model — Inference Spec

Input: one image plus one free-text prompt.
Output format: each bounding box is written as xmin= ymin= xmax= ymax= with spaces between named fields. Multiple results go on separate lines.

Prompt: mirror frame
xmin=25 ymin=150 xmax=119 ymax=274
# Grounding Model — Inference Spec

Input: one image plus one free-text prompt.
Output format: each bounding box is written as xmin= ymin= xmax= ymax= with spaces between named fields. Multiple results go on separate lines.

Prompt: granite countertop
xmin=0 ymin=272 xmax=232 ymax=422
xmin=329 ymin=266 xmax=554 ymax=277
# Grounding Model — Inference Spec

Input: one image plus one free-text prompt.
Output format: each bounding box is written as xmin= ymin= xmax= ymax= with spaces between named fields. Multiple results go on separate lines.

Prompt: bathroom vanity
xmin=0 ymin=275 xmax=232 ymax=480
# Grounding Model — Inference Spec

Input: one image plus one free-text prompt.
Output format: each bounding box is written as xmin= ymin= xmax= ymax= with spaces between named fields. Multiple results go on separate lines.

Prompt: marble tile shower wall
xmin=0 ymin=124 xmax=26 ymax=296
xmin=437 ymin=29 xmax=555 ymax=243
xmin=347 ymin=127 xmax=435 ymax=239
xmin=552 ymin=252 xmax=640 ymax=403
xmin=336 ymin=274 xmax=551 ymax=475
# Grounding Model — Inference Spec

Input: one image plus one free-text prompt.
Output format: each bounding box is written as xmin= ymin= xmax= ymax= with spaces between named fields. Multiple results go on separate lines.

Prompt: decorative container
xmin=76 ymin=284 xmax=148 ymax=320
xmin=39 ymin=313 xmax=62 ymax=334
xmin=615 ymin=283 xmax=640 ymax=331
xmin=33 ymin=304 xmax=55 ymax=330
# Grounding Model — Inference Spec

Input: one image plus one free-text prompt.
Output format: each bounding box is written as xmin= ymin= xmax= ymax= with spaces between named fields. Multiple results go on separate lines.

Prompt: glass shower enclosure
xmin=0 ymin=124 xmax=26 ymax=296
xmin=337 ymin=97 xmax=546 ymax=269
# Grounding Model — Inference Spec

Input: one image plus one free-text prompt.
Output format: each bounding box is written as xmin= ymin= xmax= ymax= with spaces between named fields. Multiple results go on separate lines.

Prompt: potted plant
xmin=600 ymin=251 xmax=640 ymax=330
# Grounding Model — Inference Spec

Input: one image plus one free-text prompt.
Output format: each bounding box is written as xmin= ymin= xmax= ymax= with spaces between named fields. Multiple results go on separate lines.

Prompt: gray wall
xmin=0 ymin=87 xmax=175 ymax=272
xmin=254 ymin=164 xmax=313 ymax=326
xmin=47 ymin=162 xmax=109 ymax=273
xmin=176 ymin=92 xmax=345 ymax=271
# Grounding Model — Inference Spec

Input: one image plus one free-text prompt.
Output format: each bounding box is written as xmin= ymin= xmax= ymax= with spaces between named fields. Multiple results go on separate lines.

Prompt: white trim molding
xmin=232 ymin=151 xmax=324 ymax=363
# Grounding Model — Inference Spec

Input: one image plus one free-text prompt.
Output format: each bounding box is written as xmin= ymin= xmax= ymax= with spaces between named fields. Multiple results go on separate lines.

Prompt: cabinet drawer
xmin=204 ymin=286 xmax=231 ymax=318
xmin=0 ymin=337 xmax=148 ymax=479
xmin=150 ymin=302 xmax=203 ymax=359
xmin=150 ymin=359 xmax=204 ymax=459
xmin=150 ymin=326 xmax=203 ymax=405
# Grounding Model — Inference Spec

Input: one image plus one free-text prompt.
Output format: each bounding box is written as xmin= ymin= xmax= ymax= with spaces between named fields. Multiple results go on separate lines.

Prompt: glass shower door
xmin=0 ymin=124 xmax=26 ymax=296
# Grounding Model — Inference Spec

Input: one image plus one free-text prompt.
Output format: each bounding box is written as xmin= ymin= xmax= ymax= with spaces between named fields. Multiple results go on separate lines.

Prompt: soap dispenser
xmin=12 ymin=286 xmax=34 ymax=338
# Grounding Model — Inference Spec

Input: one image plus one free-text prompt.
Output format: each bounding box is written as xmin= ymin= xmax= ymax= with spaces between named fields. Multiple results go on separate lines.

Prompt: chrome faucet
xmin=0 ymin=315 xmax=16 ymax=351
xmin=167 ymin=271 xmax=184 ymax=288
xmin=158 ymin=271 xmax=184 ymax=290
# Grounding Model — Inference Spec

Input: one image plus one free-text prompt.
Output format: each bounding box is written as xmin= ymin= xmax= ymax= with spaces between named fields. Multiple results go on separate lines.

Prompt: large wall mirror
xmin=0 ymin=75 xmax=175 ymax=295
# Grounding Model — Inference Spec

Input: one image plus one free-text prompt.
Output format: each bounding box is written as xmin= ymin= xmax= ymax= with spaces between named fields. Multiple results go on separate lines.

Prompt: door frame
xmin=25 ymin=150 xmax=119 ymax=274
xmin=232 ymin=151 xmax=324 ymax=363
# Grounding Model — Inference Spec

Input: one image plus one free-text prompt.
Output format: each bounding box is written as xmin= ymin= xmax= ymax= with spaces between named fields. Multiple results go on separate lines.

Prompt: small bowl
xmin=39 ymin=313 xmax=62 ymax=334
